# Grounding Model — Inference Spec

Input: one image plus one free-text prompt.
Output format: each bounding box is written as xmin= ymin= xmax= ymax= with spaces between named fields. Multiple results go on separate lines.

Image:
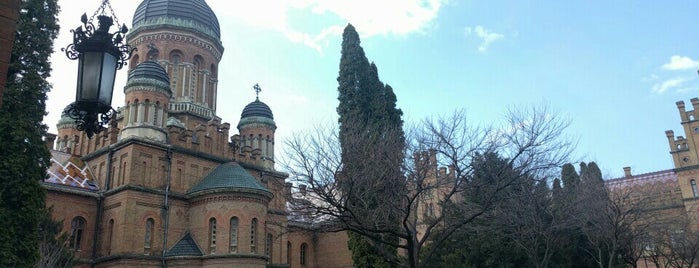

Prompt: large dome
xmin=132 ymin=0 xmax=221 ymax=39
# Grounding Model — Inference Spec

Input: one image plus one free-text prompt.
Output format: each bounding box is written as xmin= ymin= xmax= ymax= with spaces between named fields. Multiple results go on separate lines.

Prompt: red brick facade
xmin=0 ymin=0 xmax=20 ymax=106
xmin=44 ymin=1 xmax=352 ymax=267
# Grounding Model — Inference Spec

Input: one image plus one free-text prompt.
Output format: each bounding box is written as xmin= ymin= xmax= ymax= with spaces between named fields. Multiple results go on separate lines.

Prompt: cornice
xmin=128 ymin=29 xmax=223 ymax=62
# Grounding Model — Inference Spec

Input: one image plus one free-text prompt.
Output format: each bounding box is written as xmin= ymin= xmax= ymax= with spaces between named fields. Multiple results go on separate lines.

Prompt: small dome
xmin=132 ymin=0 xmax=220 ymax=39
xmin=187 ymin=162 xmax=272 ymax=197
xmin=166 ymin=117 xmax=185 ymax=128
xmin=241 ymin=100 xmax=274 ymax=120
xmin=128 ymin=61 xmax=169 ymax=84
xmin=57 ymin=113 xmax=75 ymax=127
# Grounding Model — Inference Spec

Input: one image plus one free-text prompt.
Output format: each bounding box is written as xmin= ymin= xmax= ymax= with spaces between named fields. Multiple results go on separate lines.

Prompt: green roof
xmin=187 ymin=162 xmax=272 ymax=196
xmin=165 ymin=232 xmax=202 ymax=257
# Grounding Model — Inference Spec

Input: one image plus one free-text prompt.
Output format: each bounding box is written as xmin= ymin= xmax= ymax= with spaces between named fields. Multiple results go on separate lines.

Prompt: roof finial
xmin=253 ymin=83 xmax=261 ymax=101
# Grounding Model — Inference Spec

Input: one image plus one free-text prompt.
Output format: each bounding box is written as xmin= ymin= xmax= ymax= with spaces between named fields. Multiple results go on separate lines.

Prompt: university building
xmin=606 ymin=97 xmax=699 ymax=266
xmin=43 ymin=0 xmax=352 ymax=267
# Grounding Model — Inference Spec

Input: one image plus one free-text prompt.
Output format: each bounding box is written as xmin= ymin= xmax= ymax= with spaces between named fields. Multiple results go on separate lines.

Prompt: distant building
xmin=606 ymin=97 xmax=699 ymax=267
xmin=43 ymin=0 xmax=351 ymax=267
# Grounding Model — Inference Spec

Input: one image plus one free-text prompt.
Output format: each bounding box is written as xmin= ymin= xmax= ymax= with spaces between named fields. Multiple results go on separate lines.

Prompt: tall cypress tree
xmin=0 ymin=0 xmax=59 ymax=266
xmin=337 ymin=24 xmax=404 ymax=267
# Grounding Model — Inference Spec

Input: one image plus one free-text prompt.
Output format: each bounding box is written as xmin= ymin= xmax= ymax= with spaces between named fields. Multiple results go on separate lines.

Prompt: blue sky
xmin=46 ymin=0 xmax=699 ymax=179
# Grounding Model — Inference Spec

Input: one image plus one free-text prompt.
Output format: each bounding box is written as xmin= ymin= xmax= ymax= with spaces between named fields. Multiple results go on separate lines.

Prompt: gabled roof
xmin=187 ymin=162 xmax=272 ymax=197
xmin=45 ymin=150 xmax=99 ymax=191
xmin=165 ymin=232 xmax=203 ymax=257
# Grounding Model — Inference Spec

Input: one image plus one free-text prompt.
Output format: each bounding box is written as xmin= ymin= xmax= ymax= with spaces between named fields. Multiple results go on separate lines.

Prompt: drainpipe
xmin=162 ymin=146 xmax=172 ymax=268
xmin=91 ymin=148 xmax=113 ymax=268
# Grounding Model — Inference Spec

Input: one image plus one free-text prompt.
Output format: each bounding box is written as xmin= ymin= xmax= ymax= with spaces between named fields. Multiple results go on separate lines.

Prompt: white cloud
xmin=661 ymin=55 xmax=699 ymax=71
xmin=210 ymin=0 xmax=446 ymax=52
xmin=464 ymin=25 xmax=504 ymax=52
xmin=651 ymin=77 xmax=690 ymax=94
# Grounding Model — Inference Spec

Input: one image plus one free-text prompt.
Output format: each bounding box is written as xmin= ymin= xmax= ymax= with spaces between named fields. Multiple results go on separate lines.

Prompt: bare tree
xmin=282 ymin=105 xmax=573 ymax=268
xmin=646 ymin=210 xmax=699 ymax=268
xmin=571 ymin=180 xmax=656 ymax=268
xmin=500 ymin=180 xmax=569 ymax=268
xmin=35 ymin=209 xmax=73 ymax=268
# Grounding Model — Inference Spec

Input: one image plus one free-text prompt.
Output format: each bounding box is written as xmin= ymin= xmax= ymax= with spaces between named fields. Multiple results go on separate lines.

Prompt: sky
xmin=45 ymin=0 xmax=699 ymax=179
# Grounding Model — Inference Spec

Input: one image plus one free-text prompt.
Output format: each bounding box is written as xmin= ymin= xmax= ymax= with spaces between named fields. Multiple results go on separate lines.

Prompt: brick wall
xmin=0 ymin=0 xmax=20 ymax=106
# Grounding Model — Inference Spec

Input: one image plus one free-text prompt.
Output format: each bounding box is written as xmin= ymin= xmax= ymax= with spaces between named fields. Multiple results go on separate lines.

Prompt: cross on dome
xmin=254 ymin=83 xmax=261 ymax=100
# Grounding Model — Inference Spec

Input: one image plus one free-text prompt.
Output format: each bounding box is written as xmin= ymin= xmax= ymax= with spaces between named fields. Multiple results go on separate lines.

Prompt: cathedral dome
xmin=187 ymin=162 xmax=272 ymax=197
xmin=128 ymin=60 xmax=170 ymax=84
xmin=241 ymin=100 xmax=274 ymax=120
xmin=132 ymin=0 xmax=221 ymax=39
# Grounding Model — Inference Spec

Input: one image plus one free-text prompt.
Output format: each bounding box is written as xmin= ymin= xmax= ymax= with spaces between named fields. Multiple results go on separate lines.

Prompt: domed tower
xmin=55 ymin=114 xmax=81 ymax=154
xmin=186 ymin=162 xmax=273 ymax=260
xmin=126 ymin=0 xmax=223 ymax=129
xmin=120 ymin=59 xmax=171 ymax=142
xmin=237 ymin=84 xmax=277 ymax=170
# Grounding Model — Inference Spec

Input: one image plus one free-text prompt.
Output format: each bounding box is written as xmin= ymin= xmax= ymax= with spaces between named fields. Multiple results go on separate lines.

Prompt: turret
xmin=120 ymin=59 xmax=172 ymax=142
xmin=236 ymin=84 xmax=276 ymax=170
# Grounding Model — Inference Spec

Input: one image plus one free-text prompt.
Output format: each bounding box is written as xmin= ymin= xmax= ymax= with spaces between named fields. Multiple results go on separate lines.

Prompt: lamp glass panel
xmin=79 ymin=52 xmax=102 ymax=101
xmin=99 ymin=53 xmax=117 ymax=106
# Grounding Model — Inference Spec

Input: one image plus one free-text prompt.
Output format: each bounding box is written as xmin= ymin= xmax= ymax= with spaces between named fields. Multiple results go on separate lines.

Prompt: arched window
xmin=146 ymin=46 xmax=159 ymax=60
xmin=169 ymin=50 xmax=182 ymax=65
xmin=250 ymin=218 xmax=257 ymax=253
xmin=193 ymin=55 xmax=204 ymax=69
xmin=300 ymin=243 xmax=308 ymax=266
xmin=145 ymin=218 xmax=154 ymax=251
xmin=107 ymin=219 xmax=114 ymax=254
xmin=130 ymin=54 xmax=140 ymax=69
xmin=70 ymin=217 xmax=86 ymax=250
xmin=287 ymin=241 xmax=291 ymax=265
xmin=209 ymin=218 xmax=217 ymax=254
xmin=210 ymin=64 xmax=217 ymax=77
xmin=230 ymin=217 xmax=238 ymax=253
xmin=266 ymin=233 xmax=273 ymax=262
xmin=691 ymin=180 xmax=698 ymax=198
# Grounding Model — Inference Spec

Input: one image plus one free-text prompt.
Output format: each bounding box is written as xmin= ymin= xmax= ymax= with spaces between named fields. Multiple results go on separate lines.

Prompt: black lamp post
xmin=62 ymin=1 xmax=134 ymax=138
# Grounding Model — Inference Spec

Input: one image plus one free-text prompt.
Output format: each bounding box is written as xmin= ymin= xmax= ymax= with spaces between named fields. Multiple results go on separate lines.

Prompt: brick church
xmin=43 ymin=0 xmax=352 ymax=267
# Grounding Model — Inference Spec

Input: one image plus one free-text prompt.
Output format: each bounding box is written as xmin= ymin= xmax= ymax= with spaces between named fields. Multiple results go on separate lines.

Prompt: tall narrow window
xmin=144 ymin=218 xmax=154 ymax=252
xmin=209 ymin=218 xmax=217 ymax=254
xmin=250 ymin=218 xmax=257 ymax=253
xmin=287 ymin=242 xmax=292 ymax=265
xmin=70 ymin=217 xmax=86 ymax=250
xmin=692 ymin=179 xmax=698 ymax=198
xmin=300 ymin=243 xmax=307 ymax=266
xmin=230 ymin=217 xmax=238 ymax=253
xmin=107 ymin=219 xmax=114 ymax=255
xmin=120 ymin=161 xmax=127 ymax=185
xmin=266 ymin=233 xmax=273 ymax=262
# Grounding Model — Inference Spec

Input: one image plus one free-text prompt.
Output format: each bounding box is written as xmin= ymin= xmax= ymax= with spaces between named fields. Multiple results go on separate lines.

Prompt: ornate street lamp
xmin=62 ymin=0 xmax=134 ymax=138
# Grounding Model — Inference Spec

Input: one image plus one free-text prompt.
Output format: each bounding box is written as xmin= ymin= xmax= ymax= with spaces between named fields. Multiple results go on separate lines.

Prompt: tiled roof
xmin=187 ymin=162 xmax=271 ymax=195
xmin=132 ymin=0 xmax=220 ymax=39
xmin=45 ymin=150 xmax=99 ymax=191
xmin=606 ymin=169 xmax=678 ymax=190
xmin=165 ymin=232 xmax=203 ymax=257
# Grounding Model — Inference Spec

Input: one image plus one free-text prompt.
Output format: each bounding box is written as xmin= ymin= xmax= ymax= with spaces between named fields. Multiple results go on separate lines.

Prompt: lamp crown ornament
xmin=60 ymin=0 xmax=135 ymax=138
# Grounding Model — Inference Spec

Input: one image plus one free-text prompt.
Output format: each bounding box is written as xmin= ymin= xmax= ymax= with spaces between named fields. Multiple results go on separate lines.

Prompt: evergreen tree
xmin=586 ymin=161 xmax=603 ymax=184
xmin=337 ymin=23 xmax=404 ymax=267
xmin=560 ymin=163 xmax=579 ymax=189
xmin=0 ymin=0 xmax=59 ymax=266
